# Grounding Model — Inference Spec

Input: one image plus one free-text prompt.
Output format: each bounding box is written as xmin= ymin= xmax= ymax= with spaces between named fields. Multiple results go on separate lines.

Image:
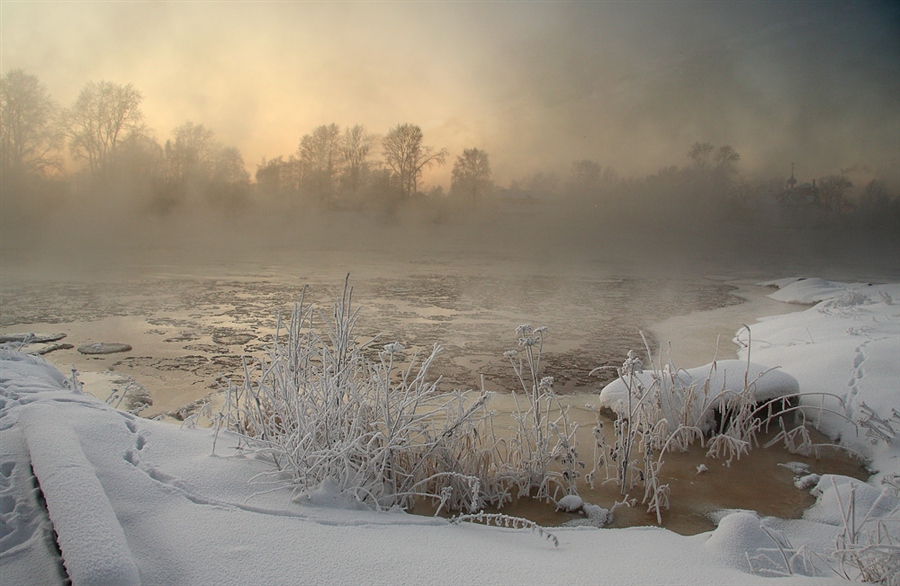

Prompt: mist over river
xmin=0 ymin=251 xmax=749 ymax=418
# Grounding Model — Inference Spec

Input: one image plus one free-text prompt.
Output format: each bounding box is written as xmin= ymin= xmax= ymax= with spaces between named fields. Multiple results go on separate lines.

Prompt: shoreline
xmin=647 ymin=278 xmax=807 ymax=369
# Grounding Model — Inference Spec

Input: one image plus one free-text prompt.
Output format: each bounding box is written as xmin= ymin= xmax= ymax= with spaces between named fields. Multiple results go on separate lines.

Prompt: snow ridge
xmin=22 ymin=403 xmax=140 ymax=586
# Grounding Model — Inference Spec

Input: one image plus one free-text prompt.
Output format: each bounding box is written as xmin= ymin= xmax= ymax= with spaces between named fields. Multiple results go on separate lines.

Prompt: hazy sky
xmin=2 ymin=1 xmax=898 ymax=188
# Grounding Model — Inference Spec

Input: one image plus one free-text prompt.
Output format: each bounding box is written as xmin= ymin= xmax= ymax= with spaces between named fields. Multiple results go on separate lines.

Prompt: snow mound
xmin=765 ymin=277 xmax=897 ymax=306
xmin=598 ymin=360 xmax=799 ymax=430
xmin=556 ymin=494 xmax=583 ymax=512
xmin=804 ymin=475 xmax=900 ymax=527
xmin=704 ymin=511 xmax=772 ymax=573
xmin=21 ymin=403 xmax=140 ymax=586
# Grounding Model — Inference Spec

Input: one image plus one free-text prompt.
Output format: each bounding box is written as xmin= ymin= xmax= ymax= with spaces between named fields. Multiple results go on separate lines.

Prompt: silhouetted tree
xmin=854 ymin=179 xmax=900 ymax=230
xmin=858 ymin=179 xmax=890 ymax=217
xmin=817 ymin=174 xmax=853 ymax=218
xmin=713 ymin=145 xmax=740 ymax=173
xmin=686 ymin=142 xmax=741 ymax=199
xmin=65 ymin=80 xmax=145 ymax=179
xmin=0 ymin=69 xmax=63 ymax=178
xmin=298 ymin=123 xmax=341 ymax=205
xmin=165 ymin=121 xmax=217 ymax=185
xmin=114 ymin=132 xmax=164 ymax=185
xmin=687 ymin=142 xmax=715 ymax=171
xmin=256 ymin=155 xmax=303 ymax=208
xmin=510 ymin=171 xmax=560 ymax=198
xmin=451 ymin=148 xmax=492 ymax=201
xmin=382 ymin=123 xmax=447 ymax=197
xmin=339 ymin=124 xmax=374 ymax=196
xmin=212 ymin=146 xmax=249 ymax=185
xmin=207 ymin=145 xmax=250 ymax=209
xmin=566 ymin=159 xmax=602 ymax=196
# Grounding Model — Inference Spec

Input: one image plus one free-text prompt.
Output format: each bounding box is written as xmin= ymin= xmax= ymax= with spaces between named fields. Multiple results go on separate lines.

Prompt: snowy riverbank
xmin=1 ymin=277 xmax=897 ymax=585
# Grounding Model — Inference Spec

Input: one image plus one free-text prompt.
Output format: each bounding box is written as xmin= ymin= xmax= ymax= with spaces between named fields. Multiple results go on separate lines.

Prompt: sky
xmin=2 ymin=1 xmax=898 ymax=189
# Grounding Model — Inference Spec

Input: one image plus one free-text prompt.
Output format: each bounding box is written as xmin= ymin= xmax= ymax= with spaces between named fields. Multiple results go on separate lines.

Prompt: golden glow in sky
xmin=2 ymin=2 xmax=898 ymax=188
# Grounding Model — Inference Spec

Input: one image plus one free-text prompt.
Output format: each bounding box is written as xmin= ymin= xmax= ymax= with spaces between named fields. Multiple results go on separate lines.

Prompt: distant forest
xmin=2 ymin=70 xmax=898 ymax=263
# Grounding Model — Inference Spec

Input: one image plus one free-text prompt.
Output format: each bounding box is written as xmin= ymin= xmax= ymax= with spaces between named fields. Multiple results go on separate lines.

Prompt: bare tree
xmin=165 ymin=121 xmax=217 ymax=183
xmin=256 ymin=155 xmax=301 ymax=200
xmin=65 ymin=80 xmax=144 ymax=178
xmin=298 ymin=123 xmax=341 ymax=204
xmin=451 ymin=147 xmax=492 ymax=200
xmin=115 ymin=132 xmax=164 ymax=183
xmin=382 ymin=123 xmax=447 ymax=197
xmin=817 ymin=174 xmax=853 ymax=217
xmin=510 ymin=171 xmax=560 ymax=198
xmin=212 ymin=146 xmax=249 ymax=185
xmin=687 ymin=142 xmax=715 ymax=171
xmin=0 ymin=69 xmax=63 ymax=178
xmin=687 ymin=142 xmax=741 ymax=193
xmin=339 ymin=124 xmax=374 ymax=195
xmin=566 ymin=159 xmax=601 ymax=195
xmin=713 ymin=145 xmax=740 ymax=175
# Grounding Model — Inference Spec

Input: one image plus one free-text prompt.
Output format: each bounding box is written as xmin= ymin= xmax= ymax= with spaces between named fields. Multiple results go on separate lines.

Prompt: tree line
xmin=2 ymin=68 xmax=897 ymax=231
xmin=0 ymin=70 xmax=497 ymax=217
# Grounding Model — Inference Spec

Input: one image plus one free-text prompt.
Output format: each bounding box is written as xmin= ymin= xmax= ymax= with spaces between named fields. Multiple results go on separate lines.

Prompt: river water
xmin=0 ymin=251 xmax=743 ymax=415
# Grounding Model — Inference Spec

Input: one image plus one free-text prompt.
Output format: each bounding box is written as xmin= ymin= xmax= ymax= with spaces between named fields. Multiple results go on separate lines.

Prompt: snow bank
xmin=762 ymin=278 xmax=897 ymax=306
xmin=737 ymin=278 xmax=900 ymax=481
xmin=805 ymin=474 xmax=899 ymax=527
xmin=704 ymin=511 xmax=774 ymax=573
xmin=21 ymin=404 xmax=140 ymax=586
xmin=598 ymin=359 xmax=799 ymax=430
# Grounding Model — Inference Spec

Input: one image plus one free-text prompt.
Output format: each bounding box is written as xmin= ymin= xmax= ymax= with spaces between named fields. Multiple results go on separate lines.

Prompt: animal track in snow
xmin=844 ymin=338 xmax=881 ymax=419
xmin=121 ymin=414 xmax=147 ymax=469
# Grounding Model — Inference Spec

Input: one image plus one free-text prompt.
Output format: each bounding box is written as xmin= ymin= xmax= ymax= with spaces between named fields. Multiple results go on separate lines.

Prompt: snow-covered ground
xmin=0 ymin=278 xmax=897 ymax=585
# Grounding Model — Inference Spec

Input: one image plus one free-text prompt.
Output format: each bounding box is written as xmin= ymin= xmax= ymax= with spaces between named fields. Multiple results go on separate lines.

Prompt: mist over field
xmin=1 ymin=1 xmax=898 ymax=277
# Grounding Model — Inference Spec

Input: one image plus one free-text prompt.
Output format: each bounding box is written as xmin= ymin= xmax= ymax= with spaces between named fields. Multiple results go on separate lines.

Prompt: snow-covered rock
xmin=598 ymin=360 xmax=799 ymax=431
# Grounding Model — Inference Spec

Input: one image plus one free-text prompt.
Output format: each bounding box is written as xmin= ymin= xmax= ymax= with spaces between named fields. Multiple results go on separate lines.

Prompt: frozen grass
xmin=217 ymin=280 xmax=594 ymax=530
xmin=217 ymin=276 xmax=496 ymax=513
xmin=502 ymin=325 xmax=583 ymax=503
xmin=746 ymin=476 xmax=900 ymax=584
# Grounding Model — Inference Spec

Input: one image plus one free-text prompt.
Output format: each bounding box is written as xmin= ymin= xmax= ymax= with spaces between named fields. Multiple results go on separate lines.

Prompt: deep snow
xmin=0 ymin=278 xmax=897 ymax=585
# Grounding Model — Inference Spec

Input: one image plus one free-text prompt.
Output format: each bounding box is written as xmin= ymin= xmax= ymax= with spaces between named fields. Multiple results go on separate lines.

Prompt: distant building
xmin=777 ymin=163 xmax=819 ymax=207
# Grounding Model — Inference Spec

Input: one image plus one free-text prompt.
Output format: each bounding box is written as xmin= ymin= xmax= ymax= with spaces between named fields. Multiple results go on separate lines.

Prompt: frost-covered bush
xmin=217 ymin=278 xmax=495 ymax=512
xmin=501 ymin=325 xmax=583 ymax=503
xmin=217 ymin=283 xmax=594 ymax=520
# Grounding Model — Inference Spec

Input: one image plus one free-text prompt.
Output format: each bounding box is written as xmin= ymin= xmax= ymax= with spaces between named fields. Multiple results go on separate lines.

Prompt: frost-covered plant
xmin=450 ymin=512 xmax=559 ymax=547
xmin=502 ymin=325 xmax=583 ymax=502
xmin=591 ymin=328 xmax=858 ymax=524
xmin=588 ymin=340 xmax=703 ymax=522
xmin=751 ymin=478 xmax=900 ymax=584
xmin=858 ymin=402 xmax=900 ymax=445
xmin=217 ymin=277 xmax=496 ymax=513
xmin=830 ymin=478 xmax=900 ymax=585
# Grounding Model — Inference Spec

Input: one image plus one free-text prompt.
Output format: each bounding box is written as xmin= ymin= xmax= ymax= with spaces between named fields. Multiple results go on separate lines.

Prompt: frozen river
xmin=1 ymin=251 xmax=742 ymax=418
